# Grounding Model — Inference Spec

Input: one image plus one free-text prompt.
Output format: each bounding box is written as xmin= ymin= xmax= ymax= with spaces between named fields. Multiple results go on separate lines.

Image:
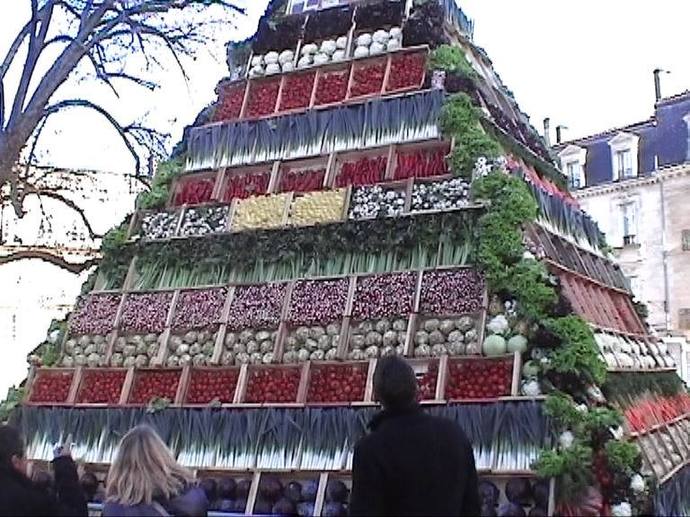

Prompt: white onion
xmin=336 ymin=36 xmax=348 ymax=49
xmin=389 ymin=27 xmax=402 ymax=40
xmin=332 ymin=50 xmax=346 ymax=62
xmin=251 ymin=55 xmax=264 ymax=67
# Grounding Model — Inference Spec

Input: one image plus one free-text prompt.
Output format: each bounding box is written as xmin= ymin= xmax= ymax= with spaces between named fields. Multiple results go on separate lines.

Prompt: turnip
xmin=297 ymin=349 xmax=310 ymax=362
xmin=349 ymin=349 xmax=365 ymax=360
xmin=169 ymin=337 xmax=182 ymax=352
xmin=365 ymin=346 xmax=379 ymax=359
xmin=233 ymin=342 xmax=247 ymax=354
xmin=246 ymin=340 xmax=259 ymax=354
xmin=415 ymin=344 xmax=431 ymax=358
xmin=123 ymin=357 xmax=136 ymax=368
xmin=318 ymin=336 xmax=331 ymax=351
xmin=179 ymin=354 xmax=192 ymax=366
xmin=415 ymin=331 xmax=429 ymax=345
xmin=283 ymin=351 xmax=298 ymax=364
xmin=392 ymin=319 xmax=407 ymax=331
xmin=236 ymin=352 xmax=250 ymax=364
xmin=429 ymin=330 xmax=444 ymax=345
xmin=424 ymin=319 xmax=440 ymax=332
xmin=135 ymin=355 xmax=149 ymax=368
xmin=325 ymin=348 xmax=338 ymax=361
xmin=383 ymin=330 xmax=397 ymax=346
xmin=365 ymin=332 xmax=382 ymax=346
xmin=110 ymin=353 xmax=124 ymax=367
xmin=310 ymin=350 xmax=325 ymax=361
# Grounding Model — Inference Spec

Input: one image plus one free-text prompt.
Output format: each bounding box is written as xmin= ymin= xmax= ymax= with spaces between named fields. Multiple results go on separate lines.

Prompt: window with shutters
xmin=615 ymin=149 xmax=634 ymax=179
xmin=609 ymin=132 xmax=639 ymax=181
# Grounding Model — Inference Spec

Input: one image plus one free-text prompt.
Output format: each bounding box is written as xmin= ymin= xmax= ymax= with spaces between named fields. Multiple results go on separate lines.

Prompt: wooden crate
xmin=24 ymin=367 xmax=78 ymax=406
xmin=73 ymin=368 xmax=128 ymax=406
xmin=183 ymin=366 xmax=242 ymax=406
xmin=123 ymin=367 xmax=185 ymax=406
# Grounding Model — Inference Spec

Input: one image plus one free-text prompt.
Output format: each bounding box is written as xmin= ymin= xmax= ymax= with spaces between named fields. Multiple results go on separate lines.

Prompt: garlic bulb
xmin=313 ymin=53 xmax=330 ymax=66
xmin=278 ymin=49 xmax=294 ymax=64
xmin=297 ymin=55 xmax=313 ymax=69
xmin=370 ymin=42 xmax=385 ymax=55
xmin=336 ymin=36 xmax=348 ymax=49
xmin=264 ymin=51 xmax=279 ymax=64
xmin=332 ymin=50 xmax=346 ymax=62
xmin=301 ymin=43 xmax=318 ymax=55
xmin=356 ymin=33 xmax=372 ymax=47
xmin=265 ymin=63 xmax=281 ymax=75
xmin=373 ymin=30 xmax=389 ymax=44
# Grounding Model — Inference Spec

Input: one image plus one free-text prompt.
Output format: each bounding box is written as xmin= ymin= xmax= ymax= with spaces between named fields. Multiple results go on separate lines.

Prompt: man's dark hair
xmin=0 ymin=425 xmax=24 ymax=467
xmin=373 ymin=355 xmax=417 ymax=410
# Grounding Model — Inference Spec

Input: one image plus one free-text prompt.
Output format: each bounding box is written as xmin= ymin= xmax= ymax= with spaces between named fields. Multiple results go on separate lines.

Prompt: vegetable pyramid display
xmin=14 ymin=1 xmax=690 ymax=515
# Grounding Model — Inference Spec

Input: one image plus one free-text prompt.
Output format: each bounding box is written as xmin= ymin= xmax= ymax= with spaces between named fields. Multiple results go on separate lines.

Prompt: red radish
xmin=128 ymin=370 xmax=181 ymax=404
xmin=278 ymin=167 xmax=326 ymax=193
xmin=223 ymin=170 xmax=271 ymax=202
xmin=76 ymin=370 xmax=126 ymax=404
xmin=315 ymin=69 xmax=349 ymax=106
xmin=174 ymin=177 xmax=215 ymax=206
xmin=187 ymin=369 xmax=239 ymax=404
xmin=279 ymin=72 xmax=316 ymax=111
xmin=245 ymin=367 xmax=301 ymax=403
xmin=245 ymin=79 xmax=280 ymax=118
xmin=30 ymin=371 xmax=74 ymax=403
xmin=336 ymin=156 xmax=387 ymax=187
xmin=349 ymin=62 xmax=386 ymax=98
xmin=420 ymin=269 xmax=485 ymax=316
xmin=387 ymin=52 xmax=426 ymax=92
xmin=307 ymin=364 xmax=367 ymax=403
xmin=352 ymin=273 xmax=416 ymax=321
xmin=214 ymin=82 xmax=246 ymax=122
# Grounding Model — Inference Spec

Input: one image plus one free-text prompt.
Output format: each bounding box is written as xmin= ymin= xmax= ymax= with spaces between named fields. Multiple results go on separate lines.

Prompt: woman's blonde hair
xmin=106 ymin=425 xmax=194 ymax=505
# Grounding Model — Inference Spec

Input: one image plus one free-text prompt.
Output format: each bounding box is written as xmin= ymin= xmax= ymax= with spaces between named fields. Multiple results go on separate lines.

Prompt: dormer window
xmin=558 ymin=144 xmax=587 ymax=189
xmin=615 ymin=148 xmax=634 ymax=179
xmin=608 ymin=132 xmax=639 ymax=181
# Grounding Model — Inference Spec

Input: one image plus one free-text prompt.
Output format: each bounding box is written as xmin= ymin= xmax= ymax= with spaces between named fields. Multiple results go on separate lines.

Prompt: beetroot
xmin=68 ymin=294 xmax=121 ymax=336
xmin=227 ymin=283 xmax=287 ymax=331
xmin=352 ymin=273 xmax=416 ymax=320
xmin=119 ymin=292 xmax=173 ymax=334
xmin=172 ymin=287 xmax=228 ymax=332
xmin=420 ymin=269 xmax=485 ymax=315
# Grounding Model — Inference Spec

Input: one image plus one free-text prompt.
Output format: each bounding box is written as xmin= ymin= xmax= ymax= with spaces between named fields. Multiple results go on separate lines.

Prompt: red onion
xmin=288 ymin=279 xmax=348 ymax=327
xmin=119 ymin=292 xmax=174 ymax=334
xmin=352 ymin=273 xmax=416 ymax=320
xmin=172 ymin=288 xmax=228 ymax=332
xmin=420 ymin=269 xmax=485 ymax=315
xmin=227 ymin=283 xmax=287 ymax=331
xmin=68 ymin=294 xmax=121 ymax=336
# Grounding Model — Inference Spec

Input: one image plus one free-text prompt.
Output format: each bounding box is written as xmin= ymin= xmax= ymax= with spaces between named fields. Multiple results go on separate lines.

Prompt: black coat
xmin=350 ymin=406 xmax=480 ymax=517
xmin=0 ymin=457 xmax=87 ymax=517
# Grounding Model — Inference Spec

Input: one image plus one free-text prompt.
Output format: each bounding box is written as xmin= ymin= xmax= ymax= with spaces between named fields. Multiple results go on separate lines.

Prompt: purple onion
xmin=172 ymin=287 xmax=228 ymax=332
xmin=352 ymin=273 xmax=416 ymax=320
xmin=68 ymin=294 xmax=121 ymax=336
xmin=420 ymin=269 xmax=485 ymax=315
xmin=227 ymin=283 xmax=287 ymax=331
xmin=288 ymin=279 xmax=348 ymax=326
xmin=119 ymin=292 xmax=174 ymax=334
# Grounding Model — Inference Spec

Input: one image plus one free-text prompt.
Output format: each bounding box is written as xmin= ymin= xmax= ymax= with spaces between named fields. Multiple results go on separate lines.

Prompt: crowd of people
xmin=0 ymin=356 xmax=480 ymax=516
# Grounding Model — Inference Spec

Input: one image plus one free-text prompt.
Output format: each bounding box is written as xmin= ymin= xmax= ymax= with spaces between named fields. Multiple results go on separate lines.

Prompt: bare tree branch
xmin=0 ymin=248 xmax=99 ymax=274
xmin=22 ymin=185 xmax=101 ymax=239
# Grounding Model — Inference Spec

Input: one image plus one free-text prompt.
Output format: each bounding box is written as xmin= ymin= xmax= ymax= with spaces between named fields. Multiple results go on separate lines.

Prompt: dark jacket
xmin=0 ymin=457 xmax=87 ymax=517
xmin=103 ymin=485 xmax=208 ymax=517
xmin=350 ymin=405 xmax=480 ymax=517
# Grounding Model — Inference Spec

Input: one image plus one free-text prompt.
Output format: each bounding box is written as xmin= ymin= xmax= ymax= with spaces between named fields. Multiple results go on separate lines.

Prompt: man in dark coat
xmin=0 ymin=424 xmax=87 ymax=516
xmin=350 ymin=355 xmax=480 ymax=516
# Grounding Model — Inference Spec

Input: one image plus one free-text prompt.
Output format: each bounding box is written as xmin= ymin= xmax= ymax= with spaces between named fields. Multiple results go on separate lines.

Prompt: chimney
xmin=556 ymin=125 xmax=567 ymax=144
xmin=654 ymin=69 xmax=663 ymax=102
xmin=543 ymin=118 xmax=551 ymax=148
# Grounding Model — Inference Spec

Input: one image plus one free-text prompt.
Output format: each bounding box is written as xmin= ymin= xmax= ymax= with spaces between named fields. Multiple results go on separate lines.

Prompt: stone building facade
xmin=554 ymin=92 xmax=690 ymax=381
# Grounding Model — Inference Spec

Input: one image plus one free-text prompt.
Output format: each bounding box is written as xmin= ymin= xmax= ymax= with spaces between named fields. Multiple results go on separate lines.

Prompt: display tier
xmin=15 ymin=1 xmax=690 ymax=516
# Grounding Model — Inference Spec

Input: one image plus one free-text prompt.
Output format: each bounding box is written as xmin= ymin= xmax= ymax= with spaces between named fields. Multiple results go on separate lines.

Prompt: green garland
xmin=428 ymin=44 xmax=476 ymax=78
xmin=440 ymin=94 xmax=501 ymax=178
xmin=136 ymin=158 xmax=183 ymax=210
xmin=0 ymin=387 xmax=24 ymax=424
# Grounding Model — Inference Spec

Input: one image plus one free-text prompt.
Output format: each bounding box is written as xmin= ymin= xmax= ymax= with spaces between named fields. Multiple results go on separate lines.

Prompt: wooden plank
xmin=313 ymin=472 xmax=330 ymax=517
xmin=297 ymin=362 xmax=311 ymax=404
xmin=413 ymin=270 xmax=424 ymax=313
xmin=403 ymin=313 xmax=417 ymax=357
xmin=267 ymin=160 xmax=281 ymax=193
xmin=510 ymin=351 xmax=522 ymax=396
xmin=273 ymin=321 xmax=288 ymax=363
xmin=66 ymin=366 xmax=82 ymax=404
xmin=122 ymin=256 xmax=139 ymax=292
xmin=234 ymin=364 xmax=249 ymax=404
xmin=154 ymin=328 xmax=171 ymax=367
xmin=245 ymin=471 xmax=262 ymax=515
xmin=436 ymin=354 xmax=449 ymax=401
xmin=238 ymin=79 xmax=251 ymax=119
xmin=324 ymin=152 xmax=337 ymax=188
xmin=119 ymin=367 xmax=135 ymax=405
xmin=175 ymin=365 xmax=191 ymax=406
xmin=211 ymin=323 xmax=228 ymax=365
xmin=337 ymin=317 xmax=351 ymax=360
xmin=363 ymin=358 xmax=377 ymax=403
xmin=344 ymin=275 xmax=357 ymax=317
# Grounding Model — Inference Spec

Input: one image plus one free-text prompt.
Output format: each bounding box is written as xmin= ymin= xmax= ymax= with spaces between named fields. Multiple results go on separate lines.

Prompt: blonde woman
xmin=104 ymin=425 xmax=207 ymax=516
